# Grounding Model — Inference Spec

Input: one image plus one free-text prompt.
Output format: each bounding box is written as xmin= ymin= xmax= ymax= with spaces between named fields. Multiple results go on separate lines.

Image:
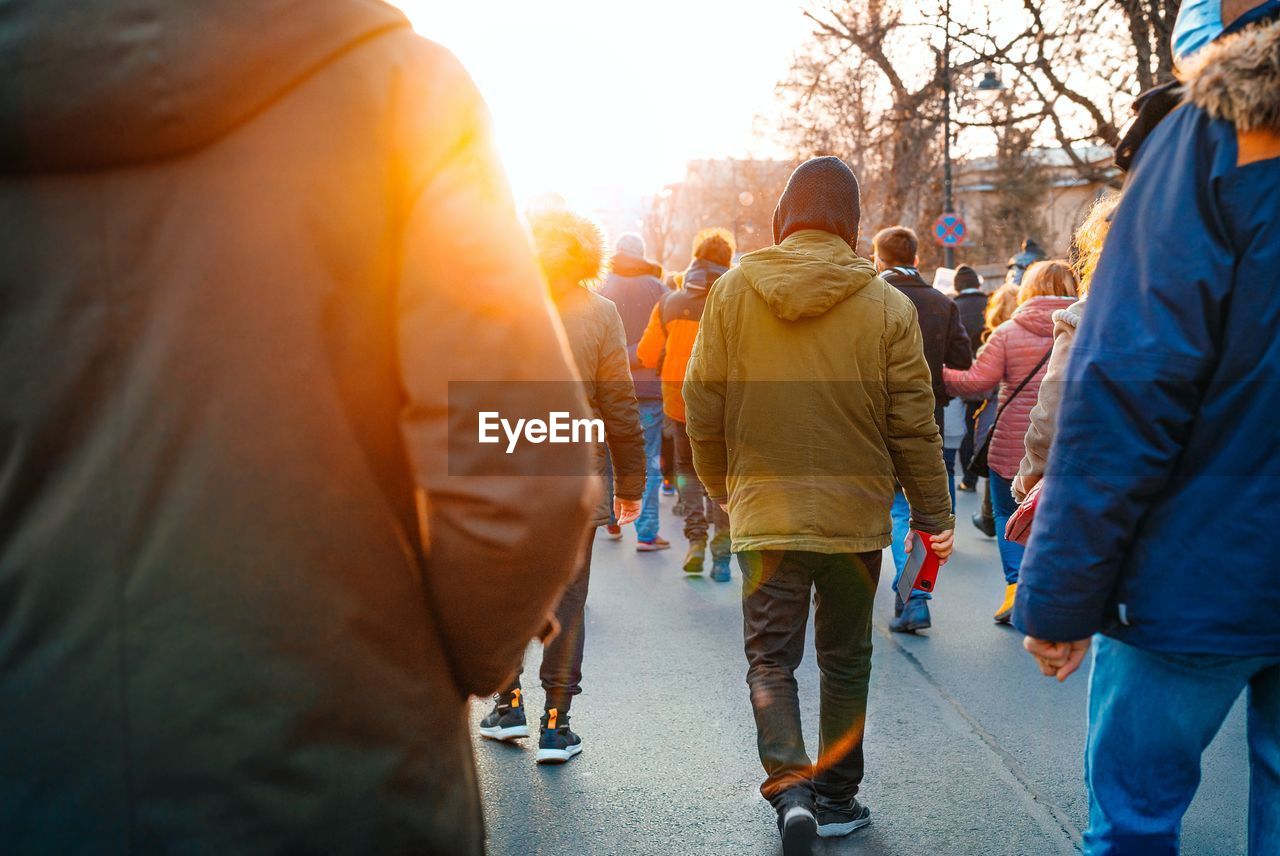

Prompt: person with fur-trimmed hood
xmin=477 ymin=209 xmax=646 ymax=765
xmin=1015 ymin=2 xmax=1280 ymax=851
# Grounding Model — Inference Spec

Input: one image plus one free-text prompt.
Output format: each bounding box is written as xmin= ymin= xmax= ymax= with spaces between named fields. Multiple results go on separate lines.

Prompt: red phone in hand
xmin=902 ymin=530 xmax=942 ymax=595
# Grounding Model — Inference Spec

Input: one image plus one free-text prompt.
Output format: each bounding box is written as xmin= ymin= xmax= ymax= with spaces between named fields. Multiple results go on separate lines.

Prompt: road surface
xmin=471 ymin=487 xmax=1251 ymax=855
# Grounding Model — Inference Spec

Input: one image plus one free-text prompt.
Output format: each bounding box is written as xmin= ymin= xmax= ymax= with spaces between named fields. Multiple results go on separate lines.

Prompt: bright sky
xmin=396 ymin=1 xmax=812 ymax=211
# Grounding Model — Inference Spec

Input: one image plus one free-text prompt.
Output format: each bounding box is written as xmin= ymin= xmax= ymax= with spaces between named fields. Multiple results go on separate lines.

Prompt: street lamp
xmin=940 ymin=0 xmax=1004 ymax=268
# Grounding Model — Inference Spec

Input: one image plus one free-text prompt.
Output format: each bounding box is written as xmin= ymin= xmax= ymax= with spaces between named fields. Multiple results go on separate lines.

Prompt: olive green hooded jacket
xmin=684 ymin=230 xmax=954 ymax=554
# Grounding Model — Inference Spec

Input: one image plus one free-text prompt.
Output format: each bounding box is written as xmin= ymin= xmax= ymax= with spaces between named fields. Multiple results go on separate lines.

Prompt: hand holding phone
xmin=900 ymin=530 xmax=944 ymax=596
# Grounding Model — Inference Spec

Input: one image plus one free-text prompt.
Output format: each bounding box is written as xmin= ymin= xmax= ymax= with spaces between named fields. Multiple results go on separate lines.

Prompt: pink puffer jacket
xmin=944 ymin=295 xmax=1076 ymax=480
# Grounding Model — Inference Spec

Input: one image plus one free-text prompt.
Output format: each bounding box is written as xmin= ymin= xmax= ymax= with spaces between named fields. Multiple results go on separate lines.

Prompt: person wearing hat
xmin=952 ymin=265 xmax=989 ymax=492
xmin=684 ymin=156 xmax=954 ymax=854
xmin=598 ymin=233 xmax=670 ymax=551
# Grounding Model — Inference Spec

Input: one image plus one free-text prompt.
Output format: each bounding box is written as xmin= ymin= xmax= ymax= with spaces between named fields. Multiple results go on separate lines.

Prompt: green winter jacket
xmin=684 ymin=230 xmax=954 ymax=554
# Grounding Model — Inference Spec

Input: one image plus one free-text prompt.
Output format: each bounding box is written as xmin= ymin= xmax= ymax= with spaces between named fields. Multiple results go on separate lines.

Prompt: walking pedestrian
xmin=479 ymin=209 xmax=646 ymax=764
xmin=1012 ymin=193 xmax=1120 ymax=501
xmin=952 ymin=264 xmax=988 ymax=491
xmin=684 ymin=157 xmax=955 ymax=854
xmin=1006 ymin=237 xmax=1046 ymax=286
xmin=638 ymin=228 xmax=735 ymax=580
xmin=0 ymin=5 xmax=595 ymax=852
xmin=969 ymin=283 xmax=1019 ymax=536
xmin=1018 ymin=3 xmax=1280 ymax=852
xmin=944 ymin=262 xmax=1076 ymax=624
xmin=599 ymin=234 xmax=669 ymax=551
xmin=872 ymin=227 xmax=973 ymax=633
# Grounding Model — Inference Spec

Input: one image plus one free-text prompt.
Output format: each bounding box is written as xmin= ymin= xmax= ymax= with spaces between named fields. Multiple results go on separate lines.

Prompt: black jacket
xmin=953 ymin=288 xmax=987 ymax=356
xmin=882 ymin=267 xmax=974 ymax=428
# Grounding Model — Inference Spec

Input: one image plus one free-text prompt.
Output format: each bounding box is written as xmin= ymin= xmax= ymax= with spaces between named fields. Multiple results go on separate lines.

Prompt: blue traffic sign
xmin=934 ymin=212 xmax=967 ymax=247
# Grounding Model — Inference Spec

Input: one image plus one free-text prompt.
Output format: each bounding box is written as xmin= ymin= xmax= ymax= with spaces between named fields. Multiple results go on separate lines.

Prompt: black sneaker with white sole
xmin=777 ymin=803 xmax=818 ymax=856
xmin=535 ymin=708 xmax=582 ymax=764
xmin=816 ymin=797 xmax=871 ymax=838
xmin=478 ymin=688 xmax=528 ymax=741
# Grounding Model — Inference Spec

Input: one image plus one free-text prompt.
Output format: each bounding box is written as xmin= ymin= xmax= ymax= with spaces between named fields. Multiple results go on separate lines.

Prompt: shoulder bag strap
xmin=988 ymin=346 xmax=1053 ymax=430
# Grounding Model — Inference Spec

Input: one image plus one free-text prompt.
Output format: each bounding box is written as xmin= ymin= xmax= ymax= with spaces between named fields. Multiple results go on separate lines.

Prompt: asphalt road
xmin=471 ymin=487 xmax=1251 ymax=855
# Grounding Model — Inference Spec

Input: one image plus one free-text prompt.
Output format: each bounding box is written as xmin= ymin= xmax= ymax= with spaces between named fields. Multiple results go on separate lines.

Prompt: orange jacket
xmin=637 ymin=258 xmax=728 ymax=422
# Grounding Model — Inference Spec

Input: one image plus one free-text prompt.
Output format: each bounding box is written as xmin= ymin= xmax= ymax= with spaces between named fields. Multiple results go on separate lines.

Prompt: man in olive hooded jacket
xmin=684 ymin=157 xmax=954 ymax=852
xmin=0 ymin=2 xmax=594 ymax=853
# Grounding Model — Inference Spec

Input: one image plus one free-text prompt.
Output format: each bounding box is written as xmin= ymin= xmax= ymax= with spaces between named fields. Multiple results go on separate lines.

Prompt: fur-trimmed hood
xmin=528 ymin=208 xmax=608 ymax=298
xmin=1180 ymin=16 xmax=1280 ymax=132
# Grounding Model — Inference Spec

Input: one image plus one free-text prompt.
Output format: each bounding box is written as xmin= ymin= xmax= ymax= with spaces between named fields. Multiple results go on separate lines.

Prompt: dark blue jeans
xmin=1085 ymin=636 xmax=1280 ymax=854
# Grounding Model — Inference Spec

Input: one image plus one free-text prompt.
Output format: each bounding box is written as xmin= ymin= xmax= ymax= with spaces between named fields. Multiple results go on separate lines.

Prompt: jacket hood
xmin=1180 ymin=15 xmax=1280 ymax=132
xmin=0 ymin=0 xmax=410 ymax=173
xmin=1013 ymin=295 xmax=1077 ymax=337
xmin=1053 ymin=299 xmax=1084 ymax=330
xmin=739 ymin=230 xmax=878 ymax=321
xmin=683 ymin=257 xmax=729 ymax=294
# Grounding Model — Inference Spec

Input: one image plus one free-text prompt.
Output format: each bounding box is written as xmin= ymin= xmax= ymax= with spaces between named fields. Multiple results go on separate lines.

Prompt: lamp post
xmin=941 ymin=0 xmax=1004 ymax=269
xmin=942 ymin=0 xmax=955 ymax=269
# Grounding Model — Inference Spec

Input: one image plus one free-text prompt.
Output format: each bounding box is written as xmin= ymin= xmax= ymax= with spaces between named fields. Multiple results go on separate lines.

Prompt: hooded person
xmin=637 ymin=228 xmax=734 ymax=579
xmin=478 ymin=208 xmax=646 ymax=765
xmin=597 ymin=233 xmax=669 ymax=550
xmin=683 ymin=156 xmax=955 ymax=853
xmin=0 ymin=3 xmax=598 ymax=852
xmin=1014 ymin=3 xmax=1280 ymax=851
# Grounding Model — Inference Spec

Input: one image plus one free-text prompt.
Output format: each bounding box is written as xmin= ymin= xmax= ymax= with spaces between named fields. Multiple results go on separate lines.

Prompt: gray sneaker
xmin=816 ymin=798 xmax=871 ymax=838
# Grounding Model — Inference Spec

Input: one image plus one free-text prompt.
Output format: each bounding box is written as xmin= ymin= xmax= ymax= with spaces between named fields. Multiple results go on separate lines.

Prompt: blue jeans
xmin=603 ymin=399 xmax=663 ymax=540
xmin=890 ymin=449 xmax=956 ymax=601
xmin=634 ymin=399 xmax=664 ymax=542
xmin=988 ymin=471 xmax=1022 ymax=584
xmin=1085 ymin=636 xmax=1280 ymax=855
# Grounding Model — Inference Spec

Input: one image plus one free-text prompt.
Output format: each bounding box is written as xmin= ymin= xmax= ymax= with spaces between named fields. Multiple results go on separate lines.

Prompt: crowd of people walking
xmin=1 ymin=1 xmax=1277 ymax=855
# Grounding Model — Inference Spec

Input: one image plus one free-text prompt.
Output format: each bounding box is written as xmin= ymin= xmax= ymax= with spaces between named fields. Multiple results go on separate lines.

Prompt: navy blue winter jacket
xmin=1013 ymin=15 xmax=1280 ymax=655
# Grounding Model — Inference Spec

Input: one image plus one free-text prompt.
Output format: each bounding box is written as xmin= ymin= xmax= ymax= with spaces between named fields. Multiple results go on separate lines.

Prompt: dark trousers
xmin=959 ymin=399 xmax=982 ymax=485
xmin=671 ymin=418 xmax=729 ymax=552
xmin=507 ymin=527 xmax=594 ymax=713
xmin=738 ymin=549 xmax=881 ymax=808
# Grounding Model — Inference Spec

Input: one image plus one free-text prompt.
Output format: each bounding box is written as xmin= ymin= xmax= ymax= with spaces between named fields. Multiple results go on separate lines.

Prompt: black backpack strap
xmin=990 ymin=347 xmax=1053 ymax=428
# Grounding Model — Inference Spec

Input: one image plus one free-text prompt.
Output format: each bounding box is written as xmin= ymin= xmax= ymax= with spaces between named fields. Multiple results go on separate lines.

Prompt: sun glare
xmin=394 ymin=1 xmax=809 ymax=213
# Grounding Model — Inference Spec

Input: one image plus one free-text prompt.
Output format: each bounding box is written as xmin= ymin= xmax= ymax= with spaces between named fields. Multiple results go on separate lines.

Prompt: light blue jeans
xmin=634 ymin=399 xmax=664 ymax=542
xmin=1085 ymin=635 xmax=1280 ymax=855
xmin=603 ymin=399 xmax=663 ymax=541
xmin=890 ymin=449 xmax=956 ymax=601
